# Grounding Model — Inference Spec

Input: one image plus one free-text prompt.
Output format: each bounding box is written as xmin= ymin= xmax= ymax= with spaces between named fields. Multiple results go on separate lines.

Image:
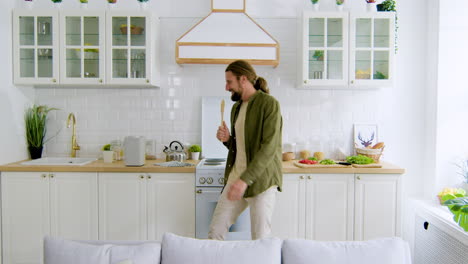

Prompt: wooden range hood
xmin=176 ymin=0 xmax=280 ymax=66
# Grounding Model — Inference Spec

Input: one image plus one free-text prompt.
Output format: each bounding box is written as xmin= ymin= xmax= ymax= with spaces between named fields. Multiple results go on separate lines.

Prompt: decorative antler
xmin=358 ymin=132 xmax=375 ymax=147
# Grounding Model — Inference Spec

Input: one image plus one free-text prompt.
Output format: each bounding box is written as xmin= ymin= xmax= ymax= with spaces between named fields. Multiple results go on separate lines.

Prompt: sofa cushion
xmin=109 ymin=244 xmax=161 ymax=264
xmin=282 ymin=237 xmax=411 ymax=264
xmin=44 ymin=237 xmax=161 ymax=264
xmin=161 ymin=233 xmax=282 ymax=264
xmin=44 ymin=236 xmax=111 ymax=264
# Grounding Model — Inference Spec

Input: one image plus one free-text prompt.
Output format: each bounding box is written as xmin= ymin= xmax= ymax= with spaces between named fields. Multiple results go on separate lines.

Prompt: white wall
xmin=435 ymin=0 xmax=468 ymax=191
xmin=0 ymin=0 xmax=34 ymax=164
xmin=2 ymin=0 xmax=430 ymax=240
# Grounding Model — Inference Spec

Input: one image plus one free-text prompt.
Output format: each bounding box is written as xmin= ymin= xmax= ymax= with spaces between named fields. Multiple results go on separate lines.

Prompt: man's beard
xmin=231 ymin=92 xmax=241 ymax=101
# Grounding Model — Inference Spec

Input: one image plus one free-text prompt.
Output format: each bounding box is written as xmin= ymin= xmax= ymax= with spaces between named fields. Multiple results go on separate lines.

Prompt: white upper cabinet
xmin=299 ymin=11 xmax=395 ymax=89
xmin=299 ymin=11 xmax=349 ymax=87
xmin=13 ymin=10 xmax=60 ymax=85
xmin=106 ymin=11 xmax=157 ymax=86
xmin=349 ymin=13 xmax=395 ymax=88
xmin=60 ymin=11 xmax=106 ymax=85
xmin=12 ymin=9 xmax=159 ymax=87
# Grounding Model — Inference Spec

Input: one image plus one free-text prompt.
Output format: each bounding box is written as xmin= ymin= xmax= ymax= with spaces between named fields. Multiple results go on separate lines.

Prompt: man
xmin=208 ymin=60 xmax=283 ymax=240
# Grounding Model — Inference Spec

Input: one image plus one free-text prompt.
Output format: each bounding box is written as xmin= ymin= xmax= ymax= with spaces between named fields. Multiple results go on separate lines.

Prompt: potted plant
xmin=310 ymin=0 xmax=319 ymax=11
xmin=102 ymin=143 xmax=114 ymax=163
xmin=336 ymin=0 xmax=345 ymax=11
xmin=189 ymin=144 xmax=202 ymax=160
xmin=365 ymin=0 xmax=376 ymax=12
xmin=24 ymin=105 xmax=58 ymax=159
xmin=312 ymin=50 xmax=324 ymax=61
xmin=377 ymin=0 xmax=396 ymax=12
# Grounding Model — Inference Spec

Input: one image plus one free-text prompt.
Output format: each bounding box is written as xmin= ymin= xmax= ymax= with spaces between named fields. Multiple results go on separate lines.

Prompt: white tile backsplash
xmin=36 ymin=17 xmax=383 ymax=160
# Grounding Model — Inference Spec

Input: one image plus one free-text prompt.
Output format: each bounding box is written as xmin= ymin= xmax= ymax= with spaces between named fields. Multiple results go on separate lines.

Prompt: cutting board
xmin=293 ymin=161 xmax=351 ymax=168
xmin=351 ymin=163 xmax=383 ymax=168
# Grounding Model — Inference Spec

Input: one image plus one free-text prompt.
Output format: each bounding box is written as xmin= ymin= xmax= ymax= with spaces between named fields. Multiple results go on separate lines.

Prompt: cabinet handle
xmin=299 ymin=175 xmax=304 ymax=180
xmin=41 ymin=174 xmax=47 ymax=178
xmin=307 ymin=175 xmax=312 ymax=180
xmin=49 ymin=174 xmax=54 ymax=178
xmin=99 ymin=79 xmax=103 ymax=83
xmin=303 ymin=80 xmax=307 ymax=84
xmin=196 ymin=189 xmax=202 ymax=194
xmin=146 ymin=79 xmax=149 ymax=83
xmin=147 ymin=175 xmax=152 ymax=179
xmin=52 ymin=78 xmax=56 ymax=83
xmin=356 ymin=175 xmax=361 ymax=180
xmin=351 ymin=80 xmax=354 ymax=84
xmin=140 ymin=175 xmax=145 ymax=179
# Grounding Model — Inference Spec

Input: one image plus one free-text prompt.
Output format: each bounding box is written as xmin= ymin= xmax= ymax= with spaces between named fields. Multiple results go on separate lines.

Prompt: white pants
xmin=208 ymin=184 xmax=277 ymax=240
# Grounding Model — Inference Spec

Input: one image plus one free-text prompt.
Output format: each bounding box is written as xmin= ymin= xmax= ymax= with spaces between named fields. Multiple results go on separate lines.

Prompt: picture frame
xmin=354 ymin=124 xmax=378 ymax=148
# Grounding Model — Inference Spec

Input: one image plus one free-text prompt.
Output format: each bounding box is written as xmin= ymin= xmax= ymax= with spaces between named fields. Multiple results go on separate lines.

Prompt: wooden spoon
xmin=220 ymin=99 xmax=225 ymax=126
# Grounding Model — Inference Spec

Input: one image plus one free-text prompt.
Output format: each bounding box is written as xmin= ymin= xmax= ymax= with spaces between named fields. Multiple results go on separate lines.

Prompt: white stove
xmin=196 ymin=158 xmax=226 ymax=187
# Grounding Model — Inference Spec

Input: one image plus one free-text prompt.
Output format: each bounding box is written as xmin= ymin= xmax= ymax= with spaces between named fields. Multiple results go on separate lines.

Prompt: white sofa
xmin=44 ymin=233 xmax=412 ymax=264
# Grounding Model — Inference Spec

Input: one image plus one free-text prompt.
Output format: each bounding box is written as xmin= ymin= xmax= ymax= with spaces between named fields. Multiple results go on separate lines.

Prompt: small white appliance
xmin=195 ymin=96 xmax=251 ymax=240
xmin=123 ymin=136 xmax=145 ymax=167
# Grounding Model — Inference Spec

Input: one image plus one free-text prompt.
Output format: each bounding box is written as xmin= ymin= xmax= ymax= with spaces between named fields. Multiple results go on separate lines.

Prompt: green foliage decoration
xmin=24 ymin=105 xmax=58 ymax=148
xmin=102 ymin=144 xmax=112 ymax=151
xmin=189 ymin=144 xmax=202 ymax=153
xmin=379 ymin=0 xmax=398 ymax=53
xmin=443 ymin=197 xmax=468 ymax=232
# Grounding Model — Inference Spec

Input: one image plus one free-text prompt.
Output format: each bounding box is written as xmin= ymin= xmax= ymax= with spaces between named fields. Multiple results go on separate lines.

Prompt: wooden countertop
xmin=1 ymin=159 xmax=405 ymax=174
xmin=0 ymin=159 xmax=200 ymax=173
xmin=282 ymin=160 xmax=405 ymax=174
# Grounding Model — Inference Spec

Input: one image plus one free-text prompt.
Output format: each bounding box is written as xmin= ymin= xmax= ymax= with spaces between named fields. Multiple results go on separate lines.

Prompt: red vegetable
xmin=299 ymin=159 xmax=318 ymax=165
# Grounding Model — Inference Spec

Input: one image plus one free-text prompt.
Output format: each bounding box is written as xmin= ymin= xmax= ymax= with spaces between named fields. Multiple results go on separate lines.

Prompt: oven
xmin=195 ymin=160 xmax=251 ymax=240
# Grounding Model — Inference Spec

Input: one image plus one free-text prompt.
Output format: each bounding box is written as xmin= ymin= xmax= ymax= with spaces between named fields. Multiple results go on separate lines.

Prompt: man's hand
xmin=216 ymin=121 xmax=230 ymax=142
xmin=227 ymin=179 xmax=248 ymax=201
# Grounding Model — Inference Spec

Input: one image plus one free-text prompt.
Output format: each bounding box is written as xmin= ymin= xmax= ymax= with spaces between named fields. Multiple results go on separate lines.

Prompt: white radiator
xmin=414 ymin=201 xmax=468 ymax=264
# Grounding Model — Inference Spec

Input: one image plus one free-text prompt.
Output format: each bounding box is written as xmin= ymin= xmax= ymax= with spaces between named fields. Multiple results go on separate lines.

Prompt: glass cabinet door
xmin=108 ymin=13 xmax=150 ymax=85
xmin=303 ymin=12 xmax=348 ymax=86
xmin=351 ymin=14 xmax=394 ymax=85
xmin=13 ymin=11 xmax=59 ymax=84
xmin=61 ymin=12 xmax=105 ymax=84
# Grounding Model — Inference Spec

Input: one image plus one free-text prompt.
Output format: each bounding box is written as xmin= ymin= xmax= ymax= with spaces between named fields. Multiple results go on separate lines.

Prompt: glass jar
xmin=145 ymin=139 xmax=156 ymax=160
xmin=110 ymin=140 xmax=123 ymax=161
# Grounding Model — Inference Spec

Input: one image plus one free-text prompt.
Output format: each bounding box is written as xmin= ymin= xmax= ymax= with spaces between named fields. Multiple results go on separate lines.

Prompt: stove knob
xmin=218 ymin=178 xmax=224 ymax=184
xmin=199 ymin=177 xmax=206 ymax=184
xmin=207 ymin=177 xmax=213 ymax=184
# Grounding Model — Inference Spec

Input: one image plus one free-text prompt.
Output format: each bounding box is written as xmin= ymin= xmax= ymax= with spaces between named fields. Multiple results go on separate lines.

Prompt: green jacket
xmin=223 ymin=90 xmax=283 ymax=198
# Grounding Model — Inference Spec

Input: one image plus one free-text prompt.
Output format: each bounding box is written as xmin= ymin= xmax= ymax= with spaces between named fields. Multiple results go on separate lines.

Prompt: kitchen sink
xmin=21 ymin=157 xmax=97 ymax=166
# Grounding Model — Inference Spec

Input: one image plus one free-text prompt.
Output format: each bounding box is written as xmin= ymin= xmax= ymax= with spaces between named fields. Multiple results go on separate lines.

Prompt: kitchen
xmin=1 ymin=0 xmax=468 ymax=263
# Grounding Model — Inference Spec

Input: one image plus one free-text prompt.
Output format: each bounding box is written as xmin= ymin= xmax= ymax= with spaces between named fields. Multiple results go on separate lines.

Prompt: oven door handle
xmin=195 ymin=188 xmax=222 ymax=194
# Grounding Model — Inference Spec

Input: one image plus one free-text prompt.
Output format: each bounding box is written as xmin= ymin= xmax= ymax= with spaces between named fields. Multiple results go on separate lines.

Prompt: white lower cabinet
xmin=272 ymin=173 xmax=401 ymax=241
xmin=99 ymin=173 xmax=194 ymax=241
xmin=354 ymin=173 xmax=401 ymax=240
xmin=1 ymin=172 xmax=98 ymax=264
xmin=272 ymin=174 xmax=354 ymax=241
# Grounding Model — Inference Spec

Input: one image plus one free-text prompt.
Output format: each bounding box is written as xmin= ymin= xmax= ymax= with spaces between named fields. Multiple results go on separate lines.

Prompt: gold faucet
xmin=67 ymin=113 xmax=80 ymax=157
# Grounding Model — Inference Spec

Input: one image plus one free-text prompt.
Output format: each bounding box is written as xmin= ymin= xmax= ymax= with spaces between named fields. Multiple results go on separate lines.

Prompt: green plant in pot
xmin=189 ymin=144 xmax=202 ymax=160
xmin=312 ymin=50 xmax=324 ymax=61
xmin=443 ymin=196 xmax=468 ymax=232
xmin=102 ymin=143 xmax=114 ymax=163
xmin=24 ymin=105 xmax=58 ymax=159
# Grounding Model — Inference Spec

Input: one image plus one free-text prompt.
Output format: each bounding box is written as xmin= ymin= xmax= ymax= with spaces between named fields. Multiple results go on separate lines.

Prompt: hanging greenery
xmin=378 ymin=0 xmax=398 ymax=53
